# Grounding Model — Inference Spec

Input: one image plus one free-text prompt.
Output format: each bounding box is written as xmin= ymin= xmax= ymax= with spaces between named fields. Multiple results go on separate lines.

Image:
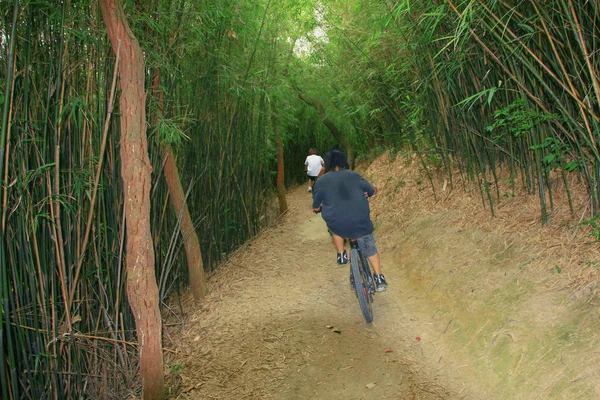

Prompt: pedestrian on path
xmin=305 ymin=148 xmax=324 ymax=192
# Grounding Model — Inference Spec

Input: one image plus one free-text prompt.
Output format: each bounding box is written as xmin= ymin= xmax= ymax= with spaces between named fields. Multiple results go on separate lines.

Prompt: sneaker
xmin=337 ymin=250 xmax=348 ymax=265
xmin=374 ymin=274 xmax=388 ymax=292
xmin=308 ymin=186 xmax=312 ymax=192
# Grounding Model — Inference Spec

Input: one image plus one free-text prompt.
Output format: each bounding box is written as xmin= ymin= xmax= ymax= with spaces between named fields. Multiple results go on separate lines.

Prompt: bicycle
xmin=349 ymin=238 xmax=376 ymax=323
xmin=314 ymin=208 xmax=377 ymax=323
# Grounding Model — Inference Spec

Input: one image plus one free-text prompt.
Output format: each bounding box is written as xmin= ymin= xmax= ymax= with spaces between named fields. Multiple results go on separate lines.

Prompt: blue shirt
xmin=312 ymin=169 xmax=376 ymax=238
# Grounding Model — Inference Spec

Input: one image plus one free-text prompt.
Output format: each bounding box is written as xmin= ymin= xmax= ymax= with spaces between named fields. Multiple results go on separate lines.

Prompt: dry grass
xmin=363 ymin=152 xmax=600 ymax=302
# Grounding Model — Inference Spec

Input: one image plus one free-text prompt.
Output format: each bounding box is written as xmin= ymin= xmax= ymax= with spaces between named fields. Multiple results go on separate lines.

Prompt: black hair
xmin=324 ymin=149 xmax=349 ymax=171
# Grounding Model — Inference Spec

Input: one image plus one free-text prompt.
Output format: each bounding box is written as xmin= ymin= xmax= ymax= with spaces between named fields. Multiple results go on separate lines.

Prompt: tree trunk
xmin=99 ymin=1 xmax=165 ymax=399
xmin=294 ymin=86 xmax=355 ymax=168
xmin=162 ymin=147 xmax=208 ymax=300
xmin=152 ymin=71 xmax=207 ymax=301
xmin=270 ymin=101 xmax=288 ymax=213
xmin=274 ymin=127 xmax=288 ymax=213
xmin=321 ymin=118 xmax=354 ymax=168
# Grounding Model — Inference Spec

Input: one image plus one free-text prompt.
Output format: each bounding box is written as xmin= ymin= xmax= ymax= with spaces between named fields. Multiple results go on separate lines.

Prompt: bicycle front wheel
xmin=350 ymin=248 xmax=373 ymax=323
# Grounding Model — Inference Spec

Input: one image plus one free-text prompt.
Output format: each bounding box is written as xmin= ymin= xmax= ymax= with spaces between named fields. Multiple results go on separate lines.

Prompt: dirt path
xmin=165 ymin=180 xmax=600 ymax=399
xmin=166 ymin=188 xmax=470 ymax=399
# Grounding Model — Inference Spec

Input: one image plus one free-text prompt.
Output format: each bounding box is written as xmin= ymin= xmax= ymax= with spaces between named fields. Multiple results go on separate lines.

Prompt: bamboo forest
xmin=1 ymin=0 xmax=600 ymax=399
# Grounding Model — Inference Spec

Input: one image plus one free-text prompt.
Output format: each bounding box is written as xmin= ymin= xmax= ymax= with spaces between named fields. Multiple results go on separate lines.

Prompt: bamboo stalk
xmin=68 ymin=41 xmax=121 ymax=309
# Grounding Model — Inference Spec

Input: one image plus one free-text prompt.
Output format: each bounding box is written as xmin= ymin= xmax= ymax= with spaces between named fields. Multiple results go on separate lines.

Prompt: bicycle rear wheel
xmin=350 ymin=248 xmax=373 ymax=323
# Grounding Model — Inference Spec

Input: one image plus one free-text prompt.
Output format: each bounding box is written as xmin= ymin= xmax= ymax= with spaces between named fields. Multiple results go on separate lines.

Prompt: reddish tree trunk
xmin=271 ymin=104 xmax=288 ymax=213
xmin=163 ymin=147 xmax=208 ymax=300
xmin=152 ymin=70 xmax=207 ymax=301
xmin=99 ymin=1 xmax=165 ymax=399
xmin=275 ymin=134 xmax=288 ymax=213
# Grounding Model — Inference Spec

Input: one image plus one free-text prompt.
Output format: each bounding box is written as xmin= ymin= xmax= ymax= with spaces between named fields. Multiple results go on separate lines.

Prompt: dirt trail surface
xmin=165 ymin=188 xmax=463 ymax=399
xmin=165 ymin=155 xmax=600 ymax=399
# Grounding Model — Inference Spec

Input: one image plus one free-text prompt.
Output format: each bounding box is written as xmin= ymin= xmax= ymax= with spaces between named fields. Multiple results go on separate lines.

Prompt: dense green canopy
xmin=1 ymin=0 xmax=599 ymax=397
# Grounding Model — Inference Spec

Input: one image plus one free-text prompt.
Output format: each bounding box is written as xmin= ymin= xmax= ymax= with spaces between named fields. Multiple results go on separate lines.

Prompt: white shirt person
xmin=304 ymin=148 xmax=324 ymax=191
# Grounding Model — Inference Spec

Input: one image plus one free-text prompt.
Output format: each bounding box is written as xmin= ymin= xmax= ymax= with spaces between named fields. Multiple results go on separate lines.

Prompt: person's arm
xmin=312 ymin=181 xmax=323 ymax=212
xmin=359 ymin=177 xmax=376 ymax=197
xmin=316 ymin=157 xmax=325 ymax=177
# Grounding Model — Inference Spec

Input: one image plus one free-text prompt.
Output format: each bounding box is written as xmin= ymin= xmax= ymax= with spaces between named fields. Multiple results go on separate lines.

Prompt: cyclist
xmin=312 ymin=149 xmax=388 ymax=292
xmin=304 ymin=148 xmax=324 ymax=192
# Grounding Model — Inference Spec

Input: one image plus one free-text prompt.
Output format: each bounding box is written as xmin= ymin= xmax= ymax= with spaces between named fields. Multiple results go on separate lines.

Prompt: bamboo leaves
xmin=456 ymin=81 xmax=501 ymax=110
xmin=2 ymin=0 xmax=600 ymax=397
xmin=315 ymin=0 xmax=600 ymax=218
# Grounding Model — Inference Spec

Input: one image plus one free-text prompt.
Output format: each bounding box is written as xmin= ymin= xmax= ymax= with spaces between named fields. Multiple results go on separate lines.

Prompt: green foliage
xmin=4 ymin=0 xmax=600 ymax=397
xmin=456 ymin=81 xmax=502 ymax=111
xmin=426 ymin=152 xmax=442 ymax=168
xmin=580 ymin=215 xmax=600 ymax=242
xmin=486 ymin=97 xmax=558 ymax=140
xmin=170 ymin=364 xmax=184 ymax=373
xmin=394 ymin=178 xmax=406 ymax=193
xmin=529 ymin=137 xmax=573 ymax=172
xmin=151 ymin=118 xmax=190 ymax=147
xmin=563 ymin=160 xmax=583 ymax=172
xmin=555 ymin=265 xmax=562 ymax=274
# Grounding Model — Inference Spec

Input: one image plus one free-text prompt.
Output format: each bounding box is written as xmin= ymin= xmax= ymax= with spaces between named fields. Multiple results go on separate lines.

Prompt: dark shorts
xmin=307 ymin=174 xmax=318 ymax=182
xmin=356 ymin=234 xmax=378 ymax=258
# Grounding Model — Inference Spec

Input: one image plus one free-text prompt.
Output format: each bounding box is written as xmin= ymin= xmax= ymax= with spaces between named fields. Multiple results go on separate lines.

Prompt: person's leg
xmin=332 ymin=233 xmax=348 ymax=264
xmin=357 ymin=234 xmax=387 ymax=290
xmin=332 ymin=234 xmax=345 ymax=253
xmin=308 ymin=175 xmax=316 ymax=191
xmin=368 ymin=253 xmax=387 ymax=291
xmin=367 ymin=253 xmax=382 ymax=275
